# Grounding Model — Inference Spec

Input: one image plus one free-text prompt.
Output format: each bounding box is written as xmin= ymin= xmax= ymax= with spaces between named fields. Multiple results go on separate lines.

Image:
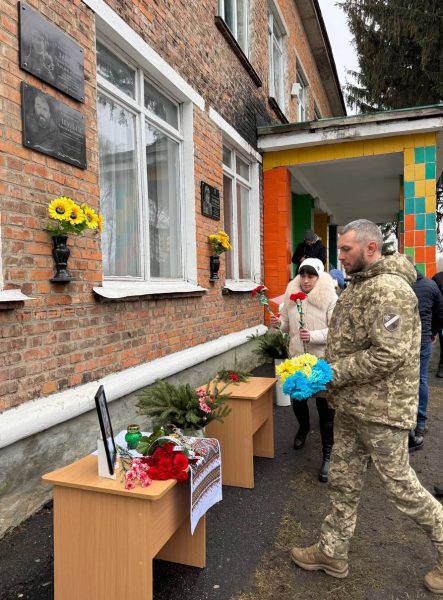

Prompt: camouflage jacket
xmin=326 ymin=253 xmax=421 ymax=429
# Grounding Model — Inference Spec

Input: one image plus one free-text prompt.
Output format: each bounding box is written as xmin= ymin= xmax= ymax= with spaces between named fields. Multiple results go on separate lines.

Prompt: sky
xmin=317 ymin=0 xmax=359 ymax=114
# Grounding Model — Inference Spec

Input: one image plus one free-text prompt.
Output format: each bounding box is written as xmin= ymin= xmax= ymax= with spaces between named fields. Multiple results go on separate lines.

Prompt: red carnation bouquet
xmin=118 ymin=429 xmax=202 ymax=490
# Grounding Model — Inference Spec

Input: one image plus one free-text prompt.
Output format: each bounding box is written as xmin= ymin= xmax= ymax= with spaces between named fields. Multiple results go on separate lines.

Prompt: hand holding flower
xmin=299 ymin=328 xmax=310 ymax=342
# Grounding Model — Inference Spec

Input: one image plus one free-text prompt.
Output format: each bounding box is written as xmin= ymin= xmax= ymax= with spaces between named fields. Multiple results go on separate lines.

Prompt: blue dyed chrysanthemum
xmin=282 ymin=357 xmax=333 ymax=401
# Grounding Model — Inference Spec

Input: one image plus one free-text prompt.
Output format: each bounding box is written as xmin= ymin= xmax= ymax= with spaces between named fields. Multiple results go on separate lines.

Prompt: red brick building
xmin=0 ymin=0 xmax=344 ymax=534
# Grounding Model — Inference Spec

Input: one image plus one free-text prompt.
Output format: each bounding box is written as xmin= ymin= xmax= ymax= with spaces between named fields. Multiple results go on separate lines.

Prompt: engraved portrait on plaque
xmin=201 ymin=182 xmax=221 ymax=221
xmin=22 ymin=83 xmax=87 ymax=169
xmin=19 ymin=2 xmax=85 ymax=103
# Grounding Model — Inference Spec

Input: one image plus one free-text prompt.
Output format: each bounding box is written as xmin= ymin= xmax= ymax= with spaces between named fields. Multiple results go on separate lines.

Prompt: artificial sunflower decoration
xmin=45 ymin=196 xmax=104 ymax=236
xmin=81 ymin=204 xmax=99 ymax=229
xmin=48 ymin=197 xmax=74 ymax=221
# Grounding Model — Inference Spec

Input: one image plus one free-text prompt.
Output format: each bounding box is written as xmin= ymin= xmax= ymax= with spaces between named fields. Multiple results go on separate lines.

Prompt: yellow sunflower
xmin=67 ymin=203 xmax=86 ymax=225
xmin=48 ymin=197 xmax=74 ymax=221
xmin=97 ymin=214 xmax=104 ymax=232
xmin=82 ymin=205 xmax=99 ymax=229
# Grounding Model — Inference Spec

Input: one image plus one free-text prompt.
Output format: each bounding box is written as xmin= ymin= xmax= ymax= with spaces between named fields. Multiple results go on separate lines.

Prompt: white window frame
xmin=218 ymin=0 xmax=250 ymax=57
xmin=268 ymin=0 xmax=288 ymax=112
xmin=208 ymin=108 xmax=261 ymax=290
xmin=85 ymin=0 xmax=206 ymax=297
xmin=97 ymin=40 xmax=185 ymax=283
xmin=296 ymin=64 xmax=309 ymax=122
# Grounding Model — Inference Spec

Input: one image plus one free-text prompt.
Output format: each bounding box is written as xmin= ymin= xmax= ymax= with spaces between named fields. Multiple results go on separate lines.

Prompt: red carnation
xmin=175 ymin=470 xmax=189 ymax=482
xmin=173 ymin=453 xmax=189 ymax=470
xmin=160 ymin=442 xmax=175 ymax=455
xmin=252 ymin=284 xmax=266 ymax=298
xmin=290 ymin=292 xmax=307 ymax=302
xmin=228 ymin=371 xmax=240 ymax=382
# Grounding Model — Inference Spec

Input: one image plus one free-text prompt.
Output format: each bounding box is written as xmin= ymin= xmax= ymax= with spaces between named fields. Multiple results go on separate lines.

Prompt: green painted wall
xmin=291 ymin=194 xmax=313 ymax=277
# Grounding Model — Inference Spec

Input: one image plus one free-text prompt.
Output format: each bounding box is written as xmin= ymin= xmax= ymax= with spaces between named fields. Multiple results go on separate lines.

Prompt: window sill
xmin=0 ymin=289 xmax=35 ymax=309
xmin=93 ymin=282 xmax=208 ymax=300
xmin=214 ymin=16 xmax=262 ymax=87
xmin=268 ymin=97 xmax=289 ymax=124
xmin=223 ymin=281 xmax=259 ymax=294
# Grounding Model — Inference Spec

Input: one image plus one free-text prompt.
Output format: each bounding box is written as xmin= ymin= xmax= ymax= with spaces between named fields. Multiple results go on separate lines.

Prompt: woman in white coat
xmin=274 ymin=258 xmax=338 ymax=482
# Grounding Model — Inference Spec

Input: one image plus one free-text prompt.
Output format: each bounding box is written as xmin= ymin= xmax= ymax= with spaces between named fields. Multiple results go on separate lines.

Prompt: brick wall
xmin=0 ymin=0 xmax=337 ymax=411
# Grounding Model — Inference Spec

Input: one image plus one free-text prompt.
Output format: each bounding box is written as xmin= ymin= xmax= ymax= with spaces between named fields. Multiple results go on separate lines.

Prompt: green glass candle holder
xmin=125 ymin=424 xmax=142 ymax=450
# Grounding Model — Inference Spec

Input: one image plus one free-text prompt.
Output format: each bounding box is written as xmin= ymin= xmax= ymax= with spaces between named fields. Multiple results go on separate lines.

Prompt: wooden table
xmin=42 ymin=455 xmax=205 ymax=600
xmin=205 ymin=376 xmax=276 ymax=488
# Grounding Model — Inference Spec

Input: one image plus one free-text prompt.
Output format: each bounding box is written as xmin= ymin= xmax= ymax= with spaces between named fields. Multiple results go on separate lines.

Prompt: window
xmin=314 ymin=101 xmax=321 ymax=120
xmin=97 ymin=41 xmax=184 ymax=281
xmin=222 ymin=145 xmax=254 ymax=281
xmin=268 ymin=9 xmax=285 ymax=109
xmin=219 ymin=0 xmax=249 ymax=55
xmin=296 ymin=67 xmax=308 ymax=122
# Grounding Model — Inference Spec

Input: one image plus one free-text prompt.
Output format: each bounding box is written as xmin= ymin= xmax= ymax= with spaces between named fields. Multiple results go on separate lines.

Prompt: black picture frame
xmin=94 ymin=385 xmax=117 ymax=476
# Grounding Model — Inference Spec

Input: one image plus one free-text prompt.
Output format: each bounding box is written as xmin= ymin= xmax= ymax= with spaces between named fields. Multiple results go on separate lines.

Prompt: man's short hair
xmin=341 ymin=219 xmax=383 ymax=251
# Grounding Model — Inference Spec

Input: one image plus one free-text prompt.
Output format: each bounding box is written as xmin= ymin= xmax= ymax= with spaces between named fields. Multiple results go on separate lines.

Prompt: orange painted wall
xmin=263 ymin=167 xmax=292 ymax=317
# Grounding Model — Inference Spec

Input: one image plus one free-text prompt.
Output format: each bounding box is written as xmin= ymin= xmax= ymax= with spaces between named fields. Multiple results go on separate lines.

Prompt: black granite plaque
xmin=19 ymin=2 xmax=85 ymax=103
xmin=22 ymin=83 xmax=87 ymax=169
xmin=201 ymin=181 xmax=220 ymax=220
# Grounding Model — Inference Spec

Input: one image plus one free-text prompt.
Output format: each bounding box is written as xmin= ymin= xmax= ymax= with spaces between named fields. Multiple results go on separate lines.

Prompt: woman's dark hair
xmin=299 ymin=265 xmax=319 ymax=277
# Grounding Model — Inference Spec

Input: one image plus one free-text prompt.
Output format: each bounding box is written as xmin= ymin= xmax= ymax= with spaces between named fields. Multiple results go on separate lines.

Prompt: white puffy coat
xmin=280 ymin=272 xmax=338 ymax=358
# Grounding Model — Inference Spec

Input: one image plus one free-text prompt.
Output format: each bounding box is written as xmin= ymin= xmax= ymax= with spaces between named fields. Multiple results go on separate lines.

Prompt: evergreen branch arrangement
xmin=248 ymin=329 xmax=290 ymax=360
xmin=136 ymin=369 xmax=249 ymax=432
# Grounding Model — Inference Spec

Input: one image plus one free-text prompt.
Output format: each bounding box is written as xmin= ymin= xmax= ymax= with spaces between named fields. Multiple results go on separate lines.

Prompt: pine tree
xmin=338 ymin=0 xmax=443 ymax=112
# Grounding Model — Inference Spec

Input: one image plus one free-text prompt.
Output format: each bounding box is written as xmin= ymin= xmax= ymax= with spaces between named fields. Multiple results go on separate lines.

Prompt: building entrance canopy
xmin=257 ymin=105 xmax=443 ymax=299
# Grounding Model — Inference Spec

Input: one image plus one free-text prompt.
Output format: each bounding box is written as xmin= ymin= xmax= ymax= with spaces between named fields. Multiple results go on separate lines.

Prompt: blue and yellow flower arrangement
xmin=275 ymin=354 xmax=333 ymax=401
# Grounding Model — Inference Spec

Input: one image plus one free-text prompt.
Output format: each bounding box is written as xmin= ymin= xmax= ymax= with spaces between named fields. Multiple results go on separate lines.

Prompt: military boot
xmin=424 ymin=559 xmax=443 ymax=594
xmin=408 ymin=429 xmax=424 ymax=452
xmin=291 ymin=543 xmax=349 ymax=578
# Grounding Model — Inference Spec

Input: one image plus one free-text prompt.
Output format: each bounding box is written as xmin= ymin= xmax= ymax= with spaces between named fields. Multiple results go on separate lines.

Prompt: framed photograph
xmin=94 ymin=385 xmax=117 ymax=476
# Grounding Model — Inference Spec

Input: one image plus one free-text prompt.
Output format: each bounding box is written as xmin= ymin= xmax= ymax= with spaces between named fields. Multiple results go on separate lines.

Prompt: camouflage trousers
xmin=319 ymin=411 xmax=443 ymax=560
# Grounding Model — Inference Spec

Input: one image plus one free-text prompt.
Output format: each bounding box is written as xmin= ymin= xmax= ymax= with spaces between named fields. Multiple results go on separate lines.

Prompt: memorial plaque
xmin=19 ymin=2 xmax=85 ymax=103
xmin=22 ymin=83 xmax=87 ymax=169
xmin=201 ymin=181 xmax=220 ymax=220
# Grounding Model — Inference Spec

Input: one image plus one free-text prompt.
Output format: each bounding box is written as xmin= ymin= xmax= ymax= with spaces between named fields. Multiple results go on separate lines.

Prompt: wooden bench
xmin=42 ymin=455 xmax=205 ymax=600
xmin=205 ymin=376 xmax=276 ymax=488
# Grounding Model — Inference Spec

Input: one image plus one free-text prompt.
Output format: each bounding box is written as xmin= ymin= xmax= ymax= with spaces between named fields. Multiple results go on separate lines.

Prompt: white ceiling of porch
xmin=289 ymin=153 xmax=404 ymax=225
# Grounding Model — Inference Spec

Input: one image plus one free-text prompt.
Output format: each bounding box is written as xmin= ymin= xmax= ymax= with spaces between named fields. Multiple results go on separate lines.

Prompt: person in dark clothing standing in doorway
xmin=409 ymin=264 xmax=443 ymax=451
xmin=432 ymin=271 xmax=443 ymax=378
xmin=292 ymin=230 xmax=327 ymax=274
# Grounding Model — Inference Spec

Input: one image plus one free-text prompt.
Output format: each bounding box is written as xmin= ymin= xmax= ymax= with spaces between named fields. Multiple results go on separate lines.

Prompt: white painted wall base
xmin=0 ymin=326 xmax=267 ymax=450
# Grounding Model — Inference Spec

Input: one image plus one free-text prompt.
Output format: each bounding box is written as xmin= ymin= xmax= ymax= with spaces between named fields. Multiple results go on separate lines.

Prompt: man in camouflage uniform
xmin=291 ymin=219 xmax=443 ymax=594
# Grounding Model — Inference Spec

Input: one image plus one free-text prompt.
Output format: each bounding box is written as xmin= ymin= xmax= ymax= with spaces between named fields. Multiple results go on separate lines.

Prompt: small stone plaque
xmin=19 ymin=2 xmax=85 ymax=103
xmin=201 ymin=182 xmax=220 ymax=220
xmin=22 ymin=83 xmax=87 ymax=169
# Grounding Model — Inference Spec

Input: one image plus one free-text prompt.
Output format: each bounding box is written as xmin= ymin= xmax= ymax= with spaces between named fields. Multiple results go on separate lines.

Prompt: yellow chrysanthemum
xmin=97 ymin=214 xmax=104 ymax=232
xmin=276 ymin=354 xmax=318 ymax=382
xmin=82 ymin=205 xmax=99 ymax=229
xmin=67 ymin=203 xmax=86 ymax=225
xmin=48 ymin=197 xmax=74 ymax=221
